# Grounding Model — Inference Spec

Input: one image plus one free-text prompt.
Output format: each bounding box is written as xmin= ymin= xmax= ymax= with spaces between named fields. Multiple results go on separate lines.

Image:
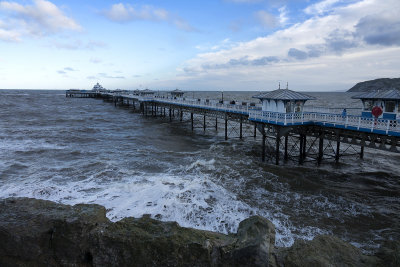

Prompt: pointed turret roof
xmin=253 ymin=85 xmax=316 ymax=101
xmin=351 ymin=89 xmax=400 ymax=100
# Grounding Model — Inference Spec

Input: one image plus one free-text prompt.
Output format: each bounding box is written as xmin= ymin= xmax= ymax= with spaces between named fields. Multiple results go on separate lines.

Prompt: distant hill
xmin=347 ymin=78 xmax=400 ymax=92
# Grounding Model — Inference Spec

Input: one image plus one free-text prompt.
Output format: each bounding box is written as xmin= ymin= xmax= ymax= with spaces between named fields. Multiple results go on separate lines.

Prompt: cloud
xmin=255 ymin=10 xmax=277 ymax=28
xmin=355 ymin=15 xmax=400 ymax=46
xmin=255 ymin=5 xmax=289 ymax=29
xmin=87 ymin=76 xmax=97 ymax=80
xmin=57 ymin=70 xmax=66 ymax=74
xmin=304 ymin=0 xmax=341 ymax=15
xmin=98 ymin=73 xmax=125 ymax=79
xmin=52 ymin=40 xmax=106 ymax=50
xmin=103 ymin=3 xmax=196 ymax=32
xmin=174 ymin=0 xmax=400 ymax=90
xmin=0 ymin=0 xmax=81 ymax=41
xmin=64 ymin=67 xmax=76 ymax=71
xmin=288 ymin=48 xmax=308 ymax=60
xmin=90 ymin=58 xmax=102 ymax=64
xmin=198 ymin=55 xmax=280 ymax=70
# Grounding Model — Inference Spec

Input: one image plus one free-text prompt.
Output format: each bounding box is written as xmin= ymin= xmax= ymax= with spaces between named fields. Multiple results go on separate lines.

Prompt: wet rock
xmin=221 ymin=216 xmax=276 ymax=267
xmin=375 ymin=240 xmax=400 ymax=267
xmin=0 ymin=198 xmax=397 ymax=267
xmin=0 ymin=197 xmax=108 ymax=267
xmin=0 ymin=198 xmax=269 ymax=266
xmin=280 ymin=235 xmax=379 ymax=267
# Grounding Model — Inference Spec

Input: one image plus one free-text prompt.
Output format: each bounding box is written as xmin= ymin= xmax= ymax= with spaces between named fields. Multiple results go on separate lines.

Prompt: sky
xmin=0 ymin=0 xmax=399 ymax=91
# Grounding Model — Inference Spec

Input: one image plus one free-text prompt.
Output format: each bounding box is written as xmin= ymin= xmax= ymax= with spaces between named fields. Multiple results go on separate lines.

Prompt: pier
xmin=66 ymin=88 xmax=400 ymax=165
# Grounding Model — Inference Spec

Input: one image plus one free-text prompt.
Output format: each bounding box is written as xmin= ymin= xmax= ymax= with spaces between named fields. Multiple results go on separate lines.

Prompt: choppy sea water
xmin=0 ymin=90 xmax=399 ymax=252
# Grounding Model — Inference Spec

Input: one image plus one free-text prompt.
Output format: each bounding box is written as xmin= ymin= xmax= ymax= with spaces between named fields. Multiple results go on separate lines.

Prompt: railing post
xmin=386 ymin=120 xmax=390 ymax=134
xmin=225 ymin=114 xmax=228 ymax=140
xmin=284 ymin=114 xmax=287 ymax=125
xmin=357 ymin=117 xmax=361 ymax=130
xmin=345 ymin=116 xmax=348 ymax=128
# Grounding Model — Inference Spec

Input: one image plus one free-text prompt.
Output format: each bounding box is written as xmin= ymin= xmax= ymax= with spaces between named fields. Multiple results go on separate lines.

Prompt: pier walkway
xmin=66 ymin=90 xmax=400 ymax=165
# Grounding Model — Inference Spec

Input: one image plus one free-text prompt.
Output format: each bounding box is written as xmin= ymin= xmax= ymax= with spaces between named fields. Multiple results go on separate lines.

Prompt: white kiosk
xmin=253 ymin=84 xmax=315 ymax=113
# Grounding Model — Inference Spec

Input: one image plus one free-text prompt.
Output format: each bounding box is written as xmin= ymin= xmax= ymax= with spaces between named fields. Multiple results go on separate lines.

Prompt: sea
xmin=0 ymin=89 xmax=399 ymax=253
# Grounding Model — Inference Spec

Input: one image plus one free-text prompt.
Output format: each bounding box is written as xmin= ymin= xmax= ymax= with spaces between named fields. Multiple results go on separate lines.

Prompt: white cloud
xmin=173 ymin=0 xmax=400 ymax=90
xmin=52 ymin=40 xmax=106 ymax=50
xmin=255 ymin=10 xmax=277 ymax=28
xmin=0 ymin=0 xmax=81 ymax=41
xmin=90 ymin=57 xmax=102 ymax=64
xmin=304 ymin=0 xmax=342 ymax=15
xmin=103 ymin=3 xmax=196 ymax=32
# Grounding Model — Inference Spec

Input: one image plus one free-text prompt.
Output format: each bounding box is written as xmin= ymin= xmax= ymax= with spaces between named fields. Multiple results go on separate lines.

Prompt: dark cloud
xmin=288 ymin=48 xmax=308 ymax=60
xmin=252 ymin=56 xmax=279 ymax=65
xmin=306 ymin=45 xmax=324 ymax=58
xmin=325 ymin=29 xmax=357 ymax=54
xmin=355 ymin=15 xmax=400 ymax=46
xmin=200 ymin=55 xmax=280 ymax=70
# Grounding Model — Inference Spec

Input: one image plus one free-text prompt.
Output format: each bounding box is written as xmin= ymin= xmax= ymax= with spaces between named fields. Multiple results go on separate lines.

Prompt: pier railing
xmin=147 ymin=97 xmax=260 ymax=115
xmin=105 ymin=92 xmax=400 ymax=135
xmin=249 ymin=110 xmax=400 ymax=134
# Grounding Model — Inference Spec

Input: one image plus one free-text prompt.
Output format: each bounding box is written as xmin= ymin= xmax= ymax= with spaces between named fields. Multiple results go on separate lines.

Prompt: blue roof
xmin=253 ymin=89 xmax=316 ymax=101
xmin=352 ymin=89 xmax=400 ymax=100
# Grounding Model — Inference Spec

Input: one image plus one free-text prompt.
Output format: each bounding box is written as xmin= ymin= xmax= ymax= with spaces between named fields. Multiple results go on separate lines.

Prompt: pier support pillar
xmin=254 ymin=123 xmax=257 ymax=138
xmin=215 ymin=117 xmax=218 ymax=131
xmin=299 ymin=134 xmax=304 ymax=164
xmin=360 ymin=146 xmax=364 ymax=159
xmin=191 ymin=113 xmax=194 ymax=131
xmin=224 ymin=115 xmax=228 ymax=140
xmin=180 ymin=109 xmax=183 ymax=122
xmin=169 ymin=108 xmax=172 ymax=122
xmin=318 ymin=132 xmax=324 ymax=165
xmin=275 ymin=128 xmax=280 ymax=165
xmin=335 ymin=134 xmax=341 ymax=163
xmin=203 ymin=114 xmax=206 ymax=131
xmin=262 ymin=134 xmax=266 ymax=162
xmin=240 ymin=117 xmax=243 ymax=140
xmin=284 ymin=134 xmax=288 ymax=161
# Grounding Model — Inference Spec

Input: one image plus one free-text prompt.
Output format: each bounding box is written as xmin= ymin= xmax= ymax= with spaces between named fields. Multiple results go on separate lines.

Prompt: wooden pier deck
xmin=66 ymin=90 xmax=400 ymax=165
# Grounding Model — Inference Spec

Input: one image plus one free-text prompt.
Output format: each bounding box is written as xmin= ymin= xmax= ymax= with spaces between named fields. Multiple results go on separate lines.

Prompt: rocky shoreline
xmin=0 ymin=198 xmax=398 ymax=266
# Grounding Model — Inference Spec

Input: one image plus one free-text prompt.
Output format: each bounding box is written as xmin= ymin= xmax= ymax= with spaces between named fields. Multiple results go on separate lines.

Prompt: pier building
xmin=352 ymin=89 xmax=400 ymax=120
xmin=253 ymin=84 xmax=316 ymax=113
xmin=66 ymin=85 xmax=400 ymax=165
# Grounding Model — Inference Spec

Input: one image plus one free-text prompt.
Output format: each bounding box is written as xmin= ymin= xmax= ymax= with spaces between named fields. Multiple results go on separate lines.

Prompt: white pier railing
xmin=108 ymin=93 xmax=400 ymax=135
xmin=248 ymin=110 xmax=400 ymax=134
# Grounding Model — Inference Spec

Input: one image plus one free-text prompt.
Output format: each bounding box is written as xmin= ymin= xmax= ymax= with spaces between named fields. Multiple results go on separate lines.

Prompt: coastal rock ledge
xmin=0 ymin=198 xmax=398 ymax=267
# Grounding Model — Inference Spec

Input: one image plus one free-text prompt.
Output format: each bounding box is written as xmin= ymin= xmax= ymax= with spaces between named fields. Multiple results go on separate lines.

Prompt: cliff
xmin=0 ymin=198 xmax=398 ymax=266
xmin=347 ymin=78 xmax=400 ymax=92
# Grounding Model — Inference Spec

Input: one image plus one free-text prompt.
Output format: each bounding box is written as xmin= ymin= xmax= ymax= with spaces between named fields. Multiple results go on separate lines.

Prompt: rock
xmin=0 ymin=198 xmax=274 ymax=266
xmin=1 ymin=198 xmax=397 ymax=267
xmin=221 ymin=216 xmax=276 ymax=267
xmin=347 ymin=78 xmax=400 ymax=92
xmin=0 ymin=197 xmax=108 ymax=266
xmin=375 ymin=240 xmax=400 ymax=267
xmin=280 ymin=235 xmax=379 ymax=267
